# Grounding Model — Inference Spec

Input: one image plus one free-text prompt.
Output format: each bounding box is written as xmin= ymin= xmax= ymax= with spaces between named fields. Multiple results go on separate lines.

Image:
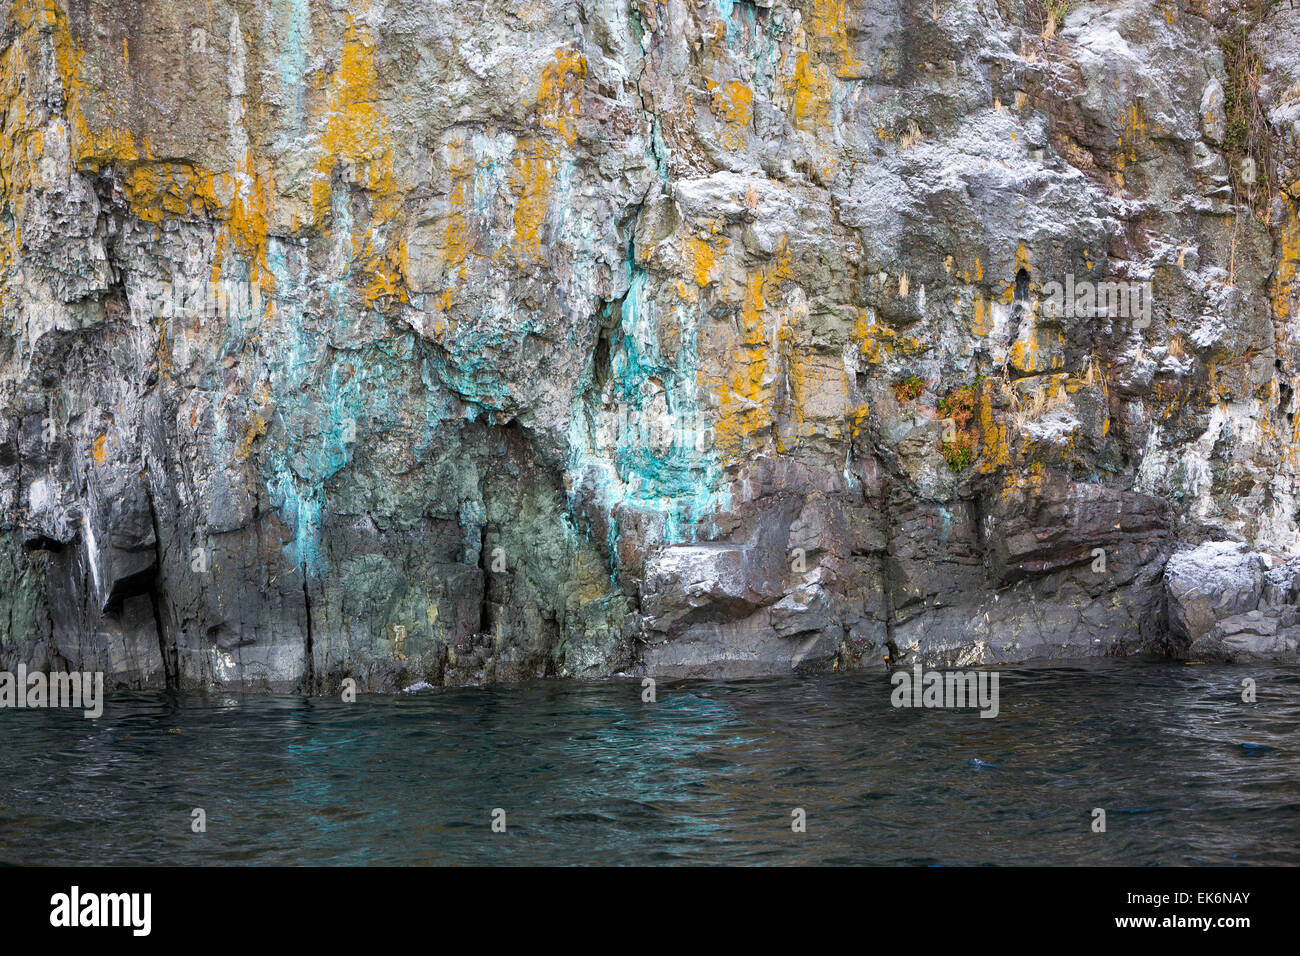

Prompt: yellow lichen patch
xmin=306 ymin=8 xmax=422 ymax=305
xmin=311 ymin=14 xmax=399 ymax=220
xmin=1272 ymin=200 xmax=1300 ymax=323
xmin=123 ymin=164 xmax=222 ymax=223
xmin=25 ymin=0 xmax=149 ymax=173
xmin=711 ymin=242 xmax=793 ymax=457
xmin=1014 ymin=241 xmax=1033 ymax=275
xmin=235 ymin=411 xmax=268 ymax=462
xmin=707 ymin=79 xmax=753 ymax=150
xmin=16 ymin=2 xmax=283 ymax=290
xmin=848 ymin=403 xmax=870 ymax=438
xmin=536 ymin=48 xmax=587 ymax=147
xmin=971 ymin=294 xmax=991 ymax=337
xmin=791 ymin=51 xmax=833 ymax=132
xmin=508 ymin=141 xmax=554 ymax=264
xmin=852 ymin=310 xmax=926 ymax=365
xmin=234 ymin=388 xmax=273 ymax=463
xmin=783 ymin=0 xmax=863 ymax=134
xmin=1009 ymin=322 xmax=1066 ymax=375
xmin=30 ymin=1 xmax=288 ymax=294
xmin=0 ymin=1 xmax=145 ymax=268
xmin=977 ymin=387 xmax=1011 ymax=473
xmin=0 ymin=14 xmax=40 ymax=267
xmin=92 ymin=433 xmax=108 ymax=465
xmin=426 ymin=139 xmax=475 ymax=317
xmin=362 ymin=235 xmax=409 ymax=306
xmin=212 ymin=152 xmax=277 ymax=285
xmin=1116 ymin=102 xmax=1146 ymax=175
xmin=507 ymin=49 xmax=587 ymax=265
xmin=1009 ymin=335 xmax=1038 ymax=371
xmin=808 ymin=0 xmax=862 ymax=78
xmin=953 ymin=257 xmax=984 ymax=284
xmin=998 ymin=461 xmax=1047 ymax=503
xmin=684 ymin=235 xmax=718 ymax=289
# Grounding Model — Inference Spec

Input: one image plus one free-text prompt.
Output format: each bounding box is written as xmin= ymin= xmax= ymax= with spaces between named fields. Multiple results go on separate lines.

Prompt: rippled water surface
xmin=1 ymin=659 xmax=1297 ymax=864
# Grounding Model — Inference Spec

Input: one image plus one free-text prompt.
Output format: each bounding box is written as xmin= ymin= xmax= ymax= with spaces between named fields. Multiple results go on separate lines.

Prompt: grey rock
xmin=1200 ymin=77 xmax=1227 ymax=145
xmin=0 ymin=0 xmax=1297 ymax=690
xmin=1165 ymin=542 xmax=1267 ymax=646
xmin=1190 ymin=610 xmax=1300 ymax=663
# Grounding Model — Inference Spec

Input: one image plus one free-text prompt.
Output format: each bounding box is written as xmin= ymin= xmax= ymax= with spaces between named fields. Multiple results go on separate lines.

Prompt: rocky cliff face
xmin=2 ymin=0 xmax=1298 ymax=691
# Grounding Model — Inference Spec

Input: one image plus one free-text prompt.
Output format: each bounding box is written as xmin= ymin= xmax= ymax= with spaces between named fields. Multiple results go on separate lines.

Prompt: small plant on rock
xmin=893 ymin=375 xmax=926 ymax=402
xmin=937 ymin=380 xmax=981 ymax=471
xmin=940 ymin=433 xmax=975 ymax=470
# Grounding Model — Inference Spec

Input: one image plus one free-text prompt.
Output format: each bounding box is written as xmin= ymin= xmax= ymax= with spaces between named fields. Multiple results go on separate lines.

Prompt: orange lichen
xmin=508 ymin=48 xmax=586 ymax=265
xmin=852 ymin=310 xmax=926 ymax=364
xmin=977 ymin=387 xmax=1011 ymax=472
xmin=849 ymin=403 xmax=871 ymax=437
xmin=312 ymin=13 xmax=399 ymax=221
xmin=1010 ymin=322 xmax=1065 ymax=374
xmin=1116 ymin=102 xmax=1146 ymax=177
xmin=708 ymin=79 xmax=753 ymax=149
xmin=1273 ymin=200 xmax=1299 ymax=323
xmin=684 ymin=235 xmax=718 ymax=288
xmin=304 ymin=6 xmax=414 ymax=308
xmin=235 ymin=408 xmax=269 ymax=462
xmin=425 ymin=139 xmax=475 ymax=318
xmin=784 ymin=2 xmax=860 ymax=140
xmin=971 ymin=294 xmax=991 ymax=336
xmin=537 ymin=48 xmax=587 ymax=147
xmin=212 ymin=152 xmax=276 ymax=285
xmin=509 ymin=143 xmax=553 ymax=264
xmin=123 ymin=164 xmax=222 ymax=223
xmin=809 ymin=0 xmax=862 ymax=78
xmin=711 ymin=242 xmax=793 ymax=457
xmin=1009 ymin=335 xmax=1039 ymax=371
xmin=791 ymin=52 xmax=832 ymax=131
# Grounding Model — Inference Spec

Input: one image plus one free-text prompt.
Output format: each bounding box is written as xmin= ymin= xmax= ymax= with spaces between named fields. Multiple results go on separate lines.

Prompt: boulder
xmin=1164 ymin=542 xmax=1267 ymax=645
xmin=1190 ymin=609 xmax=1300 ymax=663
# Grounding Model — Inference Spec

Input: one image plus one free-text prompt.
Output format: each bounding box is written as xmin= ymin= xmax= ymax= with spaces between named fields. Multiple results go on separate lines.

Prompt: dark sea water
xmin=1 ymin=659 xmax=1297 ymax=865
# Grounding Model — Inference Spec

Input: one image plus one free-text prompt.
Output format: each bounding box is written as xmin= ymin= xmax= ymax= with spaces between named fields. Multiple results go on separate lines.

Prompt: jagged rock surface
xmin=1165 ymin=540 xmax=1300 ymax=662
xmin=2 ymin=0 xmax=1299 ymax=689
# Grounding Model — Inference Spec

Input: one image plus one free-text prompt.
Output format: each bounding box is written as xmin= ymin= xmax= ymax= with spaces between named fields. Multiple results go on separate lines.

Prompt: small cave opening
xmin=1014 ymin=267 xmax=1031 ymax=303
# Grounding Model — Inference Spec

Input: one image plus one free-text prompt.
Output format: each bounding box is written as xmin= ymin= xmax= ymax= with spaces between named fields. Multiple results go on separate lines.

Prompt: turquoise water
xmin=1 ymin=659 xmax=1297 ymax=865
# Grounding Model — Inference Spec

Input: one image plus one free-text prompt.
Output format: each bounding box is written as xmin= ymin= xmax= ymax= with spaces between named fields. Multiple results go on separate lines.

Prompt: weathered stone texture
xmin=2 ymin=0 xmax=1299 ymax=688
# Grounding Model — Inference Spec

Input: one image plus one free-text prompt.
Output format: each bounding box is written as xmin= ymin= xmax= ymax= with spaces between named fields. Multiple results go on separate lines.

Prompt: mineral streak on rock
xmin=2 ymin=0 xmax=1299 ymax=690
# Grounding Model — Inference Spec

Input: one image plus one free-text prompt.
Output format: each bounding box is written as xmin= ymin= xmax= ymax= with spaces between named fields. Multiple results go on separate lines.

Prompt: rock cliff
xmin=2 ymin=0 xmax=1299 ymax=690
